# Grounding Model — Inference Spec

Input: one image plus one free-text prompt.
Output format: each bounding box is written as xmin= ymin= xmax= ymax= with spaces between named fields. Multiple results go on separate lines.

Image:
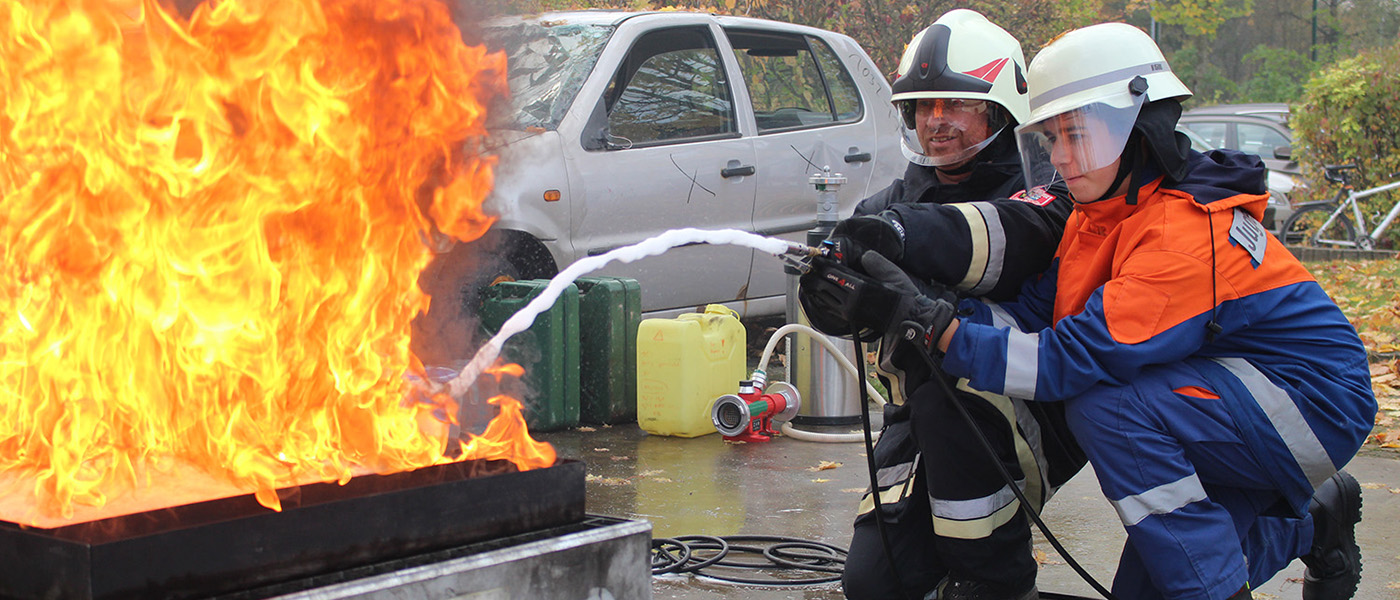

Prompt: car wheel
xmin=461 ymin=232 xmax=558 ymax=312
xmin=410 ymin=232 xmax=557 ymax=366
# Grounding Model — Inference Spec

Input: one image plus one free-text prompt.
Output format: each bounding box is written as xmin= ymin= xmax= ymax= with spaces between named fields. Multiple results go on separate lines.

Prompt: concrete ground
xmin=538 ymin=415 xmax=1400 ymax=600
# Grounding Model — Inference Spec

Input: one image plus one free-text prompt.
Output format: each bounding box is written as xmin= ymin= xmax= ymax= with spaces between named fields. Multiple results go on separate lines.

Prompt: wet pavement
xmin=537 ymin=417 xmax=1400 ymax=600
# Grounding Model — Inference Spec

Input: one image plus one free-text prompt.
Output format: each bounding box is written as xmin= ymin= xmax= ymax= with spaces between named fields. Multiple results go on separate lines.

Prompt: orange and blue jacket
xmin=942 ymin=149 xmax=1376 ymax=512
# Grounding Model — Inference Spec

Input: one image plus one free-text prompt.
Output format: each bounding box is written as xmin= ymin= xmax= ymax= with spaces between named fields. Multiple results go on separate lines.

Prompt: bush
xmin=1292 ymin=39 xmax=1400 ymax=248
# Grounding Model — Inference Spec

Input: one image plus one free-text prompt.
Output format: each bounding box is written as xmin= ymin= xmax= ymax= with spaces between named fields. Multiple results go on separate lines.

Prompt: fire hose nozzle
xmin=711 ymin=381 xmax=801 ymax=442
xmin=783 ymin=241 xmax=822 ymax=258
xmin=779 ymin=242 xmax=823 ymax=274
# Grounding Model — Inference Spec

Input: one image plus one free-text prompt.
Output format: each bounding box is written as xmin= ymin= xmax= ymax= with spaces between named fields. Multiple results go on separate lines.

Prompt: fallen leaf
xmin=811 ymin=478 xmax=831 ymax=483
xmin=808 ymin=460 xmax=843 ymax=471
xmin=593 ymin=447 xmax=610 ymax=452
xmin=576 ymin=426 xmax=597 ymax=432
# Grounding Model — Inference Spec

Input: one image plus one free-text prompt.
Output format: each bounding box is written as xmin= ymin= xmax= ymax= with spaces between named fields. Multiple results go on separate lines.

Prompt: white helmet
xmin=890 ymin=10 xmax=1029 ymax=168
xmin=1015 ymin=23 xmax=1192 ymax=193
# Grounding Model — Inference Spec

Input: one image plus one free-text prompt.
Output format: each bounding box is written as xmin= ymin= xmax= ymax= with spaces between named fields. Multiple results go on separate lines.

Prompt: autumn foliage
xmin=476 ymin=0 xmax=1099 ymax=77
xmin=1291 ymin=38 xmax=1400 ymax=249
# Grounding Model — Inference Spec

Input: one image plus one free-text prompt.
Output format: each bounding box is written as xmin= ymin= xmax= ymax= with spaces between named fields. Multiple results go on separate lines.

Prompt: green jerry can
xmin=636 ymin=304 xmax=747 ymax=437
xmin=575 ymin=277 xmax=641 ymax=425
xmin=478 ymin=280 xmax=580 ymax=432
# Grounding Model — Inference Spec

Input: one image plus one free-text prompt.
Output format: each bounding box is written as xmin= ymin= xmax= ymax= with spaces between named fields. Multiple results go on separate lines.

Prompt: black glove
xmin=825 ymin=211 xmax=906 ymax=270
xmin=797 ymin=255 xmax=902 ymax=342
xmin=859 ymin=252 xmax=959 ymax=404
xmin=860 ymin=252 xmax=957 ymax=359
xmin=797 ymin=248 xmax=957 ymax=343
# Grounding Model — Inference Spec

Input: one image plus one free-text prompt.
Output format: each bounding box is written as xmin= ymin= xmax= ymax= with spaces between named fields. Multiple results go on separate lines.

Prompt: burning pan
xmin=0 ymin=459 xmax=584 ymax=600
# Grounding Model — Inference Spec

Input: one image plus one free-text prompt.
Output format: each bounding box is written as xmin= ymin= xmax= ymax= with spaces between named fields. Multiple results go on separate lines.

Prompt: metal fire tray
xmin=0 ymin=459 xmax=585 ymax=600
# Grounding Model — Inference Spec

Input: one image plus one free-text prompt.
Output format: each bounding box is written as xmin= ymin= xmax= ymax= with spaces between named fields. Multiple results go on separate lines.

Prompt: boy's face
xmin=1042 ymin=111 xmax=1126 ymax=203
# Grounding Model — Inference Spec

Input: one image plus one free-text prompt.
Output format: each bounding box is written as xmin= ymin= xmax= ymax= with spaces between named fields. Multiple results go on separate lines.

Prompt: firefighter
xmin=808 ymin=10 xmax=1083 ymax=600
xmin=819 ymin=22 xmax=1373 ymax=600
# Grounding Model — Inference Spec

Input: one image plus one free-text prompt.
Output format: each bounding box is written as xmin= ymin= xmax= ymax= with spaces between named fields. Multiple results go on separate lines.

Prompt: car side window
xmin=1236 ymin=123 xmax=1290 ymax=157
xmin=725 ymin=29 xmax=862 ymax=133
xmin=603 ymin=27 xmax=736 ymax=147
xmin=807 ymin=35 xmax=862 ymax=121
xmin=1182 ymin=122 xmax=1227 ymax=149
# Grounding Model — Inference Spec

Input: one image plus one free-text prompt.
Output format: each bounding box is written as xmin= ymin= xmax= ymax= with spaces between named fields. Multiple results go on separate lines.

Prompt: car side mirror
xmin=1273 ymin=145 xmax=1293 ymax=161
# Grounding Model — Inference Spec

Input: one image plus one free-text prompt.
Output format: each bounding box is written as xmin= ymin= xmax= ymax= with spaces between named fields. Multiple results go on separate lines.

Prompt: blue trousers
xmin=1064 ymin=360 xmax=1313 ymax=600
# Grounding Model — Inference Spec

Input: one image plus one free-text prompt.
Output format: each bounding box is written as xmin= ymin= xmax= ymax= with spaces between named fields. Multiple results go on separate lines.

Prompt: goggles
xmin=899 ymin=98 xmax=989 ymax=129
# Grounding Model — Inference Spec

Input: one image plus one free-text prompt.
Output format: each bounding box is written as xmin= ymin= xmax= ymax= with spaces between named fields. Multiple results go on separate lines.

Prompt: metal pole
xmin=1311 ymin=0 xmax=1318 ymax=62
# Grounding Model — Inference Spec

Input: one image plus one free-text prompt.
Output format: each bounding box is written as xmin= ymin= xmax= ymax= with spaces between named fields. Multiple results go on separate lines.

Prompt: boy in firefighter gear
xmin=814 ymin=22 xmax=1373 ymax=600
xmin=803 ymin=10 xmax=1084 ymax=600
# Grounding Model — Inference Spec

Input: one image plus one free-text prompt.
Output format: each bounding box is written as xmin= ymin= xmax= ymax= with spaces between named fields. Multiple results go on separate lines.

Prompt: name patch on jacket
xmin=1010 ymin=186 xmax=1054 ymax=207
xmin=1229 ymin=208 xmax=1268 ymax=267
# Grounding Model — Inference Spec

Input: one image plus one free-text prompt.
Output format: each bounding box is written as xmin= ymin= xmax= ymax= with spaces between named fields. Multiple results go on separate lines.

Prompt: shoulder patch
xmin=1010 ymin=185 xmax=1054 ymax=207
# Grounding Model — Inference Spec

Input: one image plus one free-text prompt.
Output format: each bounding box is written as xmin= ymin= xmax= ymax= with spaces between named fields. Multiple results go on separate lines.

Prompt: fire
xmin=0 ymin=0 xmax=553 ymax=522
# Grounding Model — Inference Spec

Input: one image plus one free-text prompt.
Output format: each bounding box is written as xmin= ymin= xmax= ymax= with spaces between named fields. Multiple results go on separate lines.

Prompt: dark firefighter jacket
xmin=854 ymin=131 xmax=1072 ymax=301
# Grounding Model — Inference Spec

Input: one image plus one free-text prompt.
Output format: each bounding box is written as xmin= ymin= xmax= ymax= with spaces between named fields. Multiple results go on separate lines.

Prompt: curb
xmin=1286 ymin=246 xmax=1399 ymax=262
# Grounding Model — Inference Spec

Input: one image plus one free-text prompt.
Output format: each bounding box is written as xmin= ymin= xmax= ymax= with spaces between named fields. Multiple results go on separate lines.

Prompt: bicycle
xmin=1280 ymin=163 xmax=1400 ymax=250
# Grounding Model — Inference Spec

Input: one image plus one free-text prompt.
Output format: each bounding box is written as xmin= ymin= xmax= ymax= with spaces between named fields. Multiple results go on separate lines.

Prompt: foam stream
xmin=443 ymin=228 xmax=790 ymax=399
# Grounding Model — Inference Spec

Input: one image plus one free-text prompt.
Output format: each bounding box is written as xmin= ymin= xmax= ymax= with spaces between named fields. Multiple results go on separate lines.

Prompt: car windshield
xmin=483 ymin=19 xmax=615 ymax=131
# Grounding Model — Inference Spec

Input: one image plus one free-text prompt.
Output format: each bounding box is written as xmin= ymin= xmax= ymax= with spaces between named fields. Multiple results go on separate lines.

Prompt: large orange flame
xmin=0 ymin=0 xmax=553 ymax=524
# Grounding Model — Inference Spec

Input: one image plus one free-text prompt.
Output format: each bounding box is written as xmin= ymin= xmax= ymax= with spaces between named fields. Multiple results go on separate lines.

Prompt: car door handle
xmin=721 ymin=164 xmax=756 ymax=178
xmin=844 ymin=151 xmax=872 ymax=164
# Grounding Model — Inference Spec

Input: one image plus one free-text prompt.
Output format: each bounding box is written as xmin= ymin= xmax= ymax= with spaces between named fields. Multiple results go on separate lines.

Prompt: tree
xmin=1291 ymin=39 xmax=1400 ymax=247
xmin=475 ymin=0 xmax=1100 ymax=76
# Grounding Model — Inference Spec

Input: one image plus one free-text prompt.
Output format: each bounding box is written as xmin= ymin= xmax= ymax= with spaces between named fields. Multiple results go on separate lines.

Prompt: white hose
xmin=756 ymin=323 xmax=886 ymax=443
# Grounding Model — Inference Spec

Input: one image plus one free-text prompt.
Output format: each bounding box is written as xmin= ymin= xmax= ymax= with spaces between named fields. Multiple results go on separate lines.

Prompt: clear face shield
xmin=1014 ymin=98 xmax=1145 ymax=194
xmin=898 ymin=98 xmax=1004 ymax=168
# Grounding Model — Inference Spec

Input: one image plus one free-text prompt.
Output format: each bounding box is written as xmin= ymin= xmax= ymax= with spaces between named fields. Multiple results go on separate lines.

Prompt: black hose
xmin=649 ymin=534 xmax=845 ymax=586
xmin=852 ymin=332 xmax=919 ymax=600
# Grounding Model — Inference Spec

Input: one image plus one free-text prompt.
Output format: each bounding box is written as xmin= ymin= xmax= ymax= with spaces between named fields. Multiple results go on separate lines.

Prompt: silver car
xmin=473 ymin=11 xmax=903 ymax=318
xmin=1178 ymin=125 xmax=1296 ymax=234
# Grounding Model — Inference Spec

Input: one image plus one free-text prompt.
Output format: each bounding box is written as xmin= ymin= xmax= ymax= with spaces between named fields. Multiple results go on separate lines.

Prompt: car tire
xmin=410 ymin=232 xmax=557 ymax=366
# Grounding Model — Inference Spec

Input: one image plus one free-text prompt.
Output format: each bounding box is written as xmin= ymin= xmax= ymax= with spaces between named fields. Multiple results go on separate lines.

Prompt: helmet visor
xmin=898 ymin=98 xmax=1000 ymax=168
xmin=1015 ymin=99 xmax=1144 ymax=194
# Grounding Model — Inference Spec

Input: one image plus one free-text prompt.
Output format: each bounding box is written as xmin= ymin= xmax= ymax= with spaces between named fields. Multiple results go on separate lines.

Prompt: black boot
xmin=1301 ymin=470 xmax=1362 ymax=600
xmin=928 ymin=575 xmax=1037 ymax=600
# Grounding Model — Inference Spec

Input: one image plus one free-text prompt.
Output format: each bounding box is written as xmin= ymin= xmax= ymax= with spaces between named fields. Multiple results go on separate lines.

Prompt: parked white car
xmin=472 ymin=11 xmax=904 ymax=317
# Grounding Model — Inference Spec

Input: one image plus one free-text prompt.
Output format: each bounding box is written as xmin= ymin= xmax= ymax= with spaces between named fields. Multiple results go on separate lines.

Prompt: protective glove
xmin=860 ymin=252 xmax=959 ymax=404
xmin=797 ymin=255 xmax=900 ymax=342
xmin=824 ymin=211 xmax=906 ymax=271
xmin=860 ymin=252 xmax=957 ymax=356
